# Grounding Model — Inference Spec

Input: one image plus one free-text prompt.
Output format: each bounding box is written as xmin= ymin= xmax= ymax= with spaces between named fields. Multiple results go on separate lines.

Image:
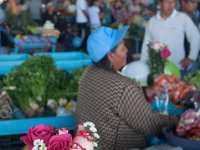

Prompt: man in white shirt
xmin=76 ymin=0 xmax=88 ymax=43
xmin=140 ymin=0 xmax=200 ymax=76
xmin=88 ymin=0 xmax=102 ymax=32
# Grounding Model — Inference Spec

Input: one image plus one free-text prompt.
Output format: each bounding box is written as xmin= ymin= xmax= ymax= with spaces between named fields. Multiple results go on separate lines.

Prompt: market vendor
xmin=76 ymin=26 xmax=178 ymax=149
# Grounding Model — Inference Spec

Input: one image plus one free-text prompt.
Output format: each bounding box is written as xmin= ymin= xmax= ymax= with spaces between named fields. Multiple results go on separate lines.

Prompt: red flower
xmin=48 ymin=133 xmax=72 ymax=150
xmin=160 ymin=48 xmax=171 ymax=59
xmin=20 ymin=124 xmax=56 ymax=149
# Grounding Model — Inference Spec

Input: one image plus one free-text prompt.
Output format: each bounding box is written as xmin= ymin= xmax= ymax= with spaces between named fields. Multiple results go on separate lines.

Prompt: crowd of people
xmin=1 ymin=0 xmax=200 ymax=55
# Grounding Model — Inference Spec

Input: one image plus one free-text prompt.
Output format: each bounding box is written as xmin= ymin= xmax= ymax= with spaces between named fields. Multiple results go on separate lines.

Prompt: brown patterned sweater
xmin=76 ymin=65 xmax=177 ymax=150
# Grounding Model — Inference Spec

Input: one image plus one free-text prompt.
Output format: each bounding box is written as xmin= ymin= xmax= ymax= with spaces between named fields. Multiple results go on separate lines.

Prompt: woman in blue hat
xmin=76 ymin=26 xmax=178 ymax=149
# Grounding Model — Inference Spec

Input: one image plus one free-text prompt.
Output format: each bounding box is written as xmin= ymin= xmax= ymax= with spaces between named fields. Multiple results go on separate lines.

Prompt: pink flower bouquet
xmin=20 ymin=122 xmax=100 ymax=150
xmin=148 ymin=41 xmax=171 ymax=75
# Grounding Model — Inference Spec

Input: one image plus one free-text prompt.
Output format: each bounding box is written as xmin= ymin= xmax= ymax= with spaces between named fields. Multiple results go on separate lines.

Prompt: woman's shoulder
xmin=87 ymin=66 xmax=139 ymax=87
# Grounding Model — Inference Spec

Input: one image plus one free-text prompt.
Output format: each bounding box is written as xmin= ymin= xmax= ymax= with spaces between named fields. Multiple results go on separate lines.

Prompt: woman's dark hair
xmin=93 ymin=45 xmax=117 ymax=71
xmin=20 ymin=0 xmax=25 ymax=5
xmin=89 ymin=0 xmax=95 ymax=6
xmin=89 ymin=0 xmax=98 ymax=6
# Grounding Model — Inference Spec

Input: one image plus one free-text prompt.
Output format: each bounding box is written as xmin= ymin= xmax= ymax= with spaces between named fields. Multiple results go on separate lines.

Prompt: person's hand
xmin=145 ymin=85 xmax=165 ymax=98
xmin=161 ymin=115 xmax=179 ymax=127
xmin=180 ymin=58 xmax=193 ymax=70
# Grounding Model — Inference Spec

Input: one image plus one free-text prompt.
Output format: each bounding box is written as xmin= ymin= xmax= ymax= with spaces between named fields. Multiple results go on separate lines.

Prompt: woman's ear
xmin=107 ymin=51 xmax=114 ymax=62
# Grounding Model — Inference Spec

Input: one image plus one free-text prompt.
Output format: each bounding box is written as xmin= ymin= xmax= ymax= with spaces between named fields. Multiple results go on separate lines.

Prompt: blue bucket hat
xmin=87 ymin=25 xmax=129 ymax=62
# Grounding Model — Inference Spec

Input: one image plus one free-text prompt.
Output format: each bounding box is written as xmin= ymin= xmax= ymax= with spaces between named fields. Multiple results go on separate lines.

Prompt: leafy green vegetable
xmin=185 ymin=71 xmax=200 ymax=89
xmin=66 ymin=67 xmax=86 ymax=100
xmin=3 ymin=56 xmax=72 ymax=117
xmin=5 ymin=10 xmax=36 ymax=36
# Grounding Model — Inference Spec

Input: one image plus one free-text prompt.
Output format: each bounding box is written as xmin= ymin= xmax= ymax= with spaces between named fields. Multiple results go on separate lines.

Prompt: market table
xmin=0 ymin=115 xmax=76 ymax=150
xmin=0 ymin=52 xmax=92 ymax=75
xmin=0 ymin=115 xmax=75 ymax=136
xmin=12 ymin=35 xmax=57 ymax=53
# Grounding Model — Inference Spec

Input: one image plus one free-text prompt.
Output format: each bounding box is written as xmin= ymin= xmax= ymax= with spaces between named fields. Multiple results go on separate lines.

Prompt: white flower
xmin=33 ymin=139 xmax=43 ymax=146
xmin=39 ymin=144 xmax=47 ymax=150
xmin=36 ymin=96 xmax=42 ymax=101
xmin=185 ymin=119 xmax=195 ymax=124
xmin=160 ymin=43 xmax=166 ymax=49
xmin=83 ymin=121 xmax=95 ymax=128
xmin=152 ymin=41 xmax=161 ymax=52
xmin=146 ymin=41 xmax=150 ymax=45
xmin=93 ymin=133 xmax=100 ymax=139
xmin=58 ymin=98 xmax=67 ymax=106
xmin=30 ymin=101 xmax=39 ymax=111
xmin=1 ymin=91 xmax=7 ymax=96
xmin=32 ymin=139 xmax=47 ymax=150
xmin=32 ymin=146 xmax=38 ymax=150
xmin=0 ymin=0 xmax=5 ymax=4
xmin=7 ymin=86 xmax=16 ymax=90
xmin=93 ymin=142 xmax=98 ymax=147
xmin=90 ymin=126 xmax=97 ymax=133
xmin=47 ymin=99 xmax=57 ymax=109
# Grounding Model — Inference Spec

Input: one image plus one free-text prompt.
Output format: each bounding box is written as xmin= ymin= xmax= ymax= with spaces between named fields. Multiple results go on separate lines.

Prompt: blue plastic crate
xmin=12 ymin=36 xmax=57 ymax=53
xmin=34 ymin=51 xmax=91 ymax=61
xmin=34 ymin=52 xmax=92 ymax=72
xmin=55 ymin=60 xmax=91 ymax=72
xmin=0 ymin=52 xmax=92 ymax=75
xmin=0 ymin=60 xmax=25 ymax=75
xmin=0 ymin=54 xmax=30 ymax=61
xmin=0 ymin=115 xmax=75 ymax=136
xmin=0 ymin=116 xmax=75 ymax=150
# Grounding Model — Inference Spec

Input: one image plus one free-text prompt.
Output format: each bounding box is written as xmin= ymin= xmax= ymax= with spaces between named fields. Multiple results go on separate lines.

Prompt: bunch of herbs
xmin=3 ymin=56 xmax=71 ymax=117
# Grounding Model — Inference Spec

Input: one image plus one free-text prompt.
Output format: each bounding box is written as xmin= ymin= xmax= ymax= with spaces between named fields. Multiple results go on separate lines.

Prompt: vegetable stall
xmin=0 ymin=52 xmax=91 ymax=149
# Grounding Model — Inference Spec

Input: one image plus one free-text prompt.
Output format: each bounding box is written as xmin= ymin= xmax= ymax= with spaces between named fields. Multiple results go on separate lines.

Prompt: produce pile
xmin=185 ymin=70 xmax=200 ymax=89
xmin=5 ymin=11 xmax=36 ymax=36
xmin=0 ymin=91 xmax=12 ymax=119
xmin=2 ymin=56 xmax=85 ymax=117
xmin=154 ymin=74 xmax=196 ymax=103
xmin=42 ymin=29 xmax=60 ymax=37
xmin=176 ymin=109 xmax=200 ymax=141
xmin=153 ymin=73 xmax=200 ymax=142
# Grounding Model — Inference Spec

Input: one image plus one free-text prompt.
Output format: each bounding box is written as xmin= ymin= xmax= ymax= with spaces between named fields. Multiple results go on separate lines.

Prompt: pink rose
xmin=152 ymin=41 xmax=161 ymax=52
xmin=160 ymin=48 xmax=171 ymax=58
xmin=48 ymin=133 xmax=72 ymax=150
xmin=20 ymin=124 xmax=56 ymax=149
